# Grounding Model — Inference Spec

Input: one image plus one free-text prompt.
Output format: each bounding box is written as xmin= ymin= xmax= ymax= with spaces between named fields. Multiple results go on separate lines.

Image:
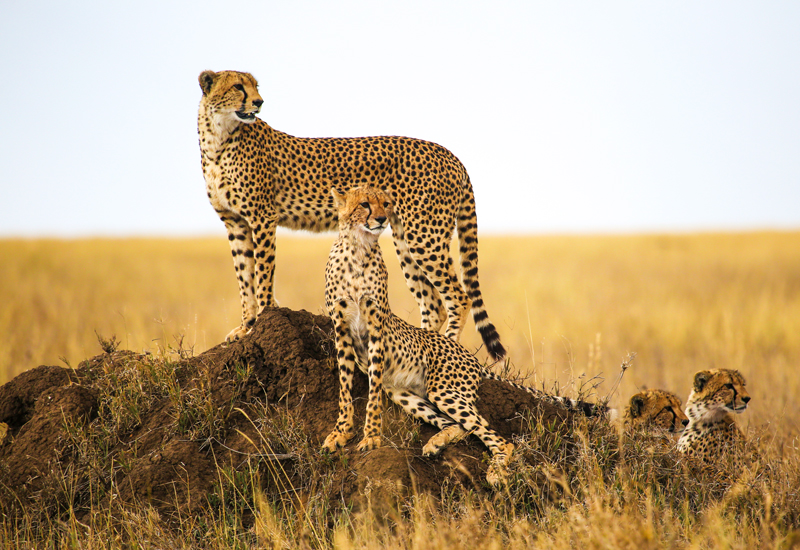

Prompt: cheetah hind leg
xmin=391 ymin=226 xmax=447 ymax=332
xmin=384 ymin=388 xmax=464 ymax=455
xmin=413 ymin=251 xmax=471 ymax=342
xmin=423 ymin=424 xmax=468 ymax=456
xmin=429 ymin=391 xmax=515 ymax=486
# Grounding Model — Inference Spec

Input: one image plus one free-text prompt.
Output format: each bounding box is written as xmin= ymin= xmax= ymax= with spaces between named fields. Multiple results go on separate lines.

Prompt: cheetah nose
xmin=742 ymin=396 xmax=751 ymax=404
xmin=253 ymin=99 xmax=263 ymax=109
xmin=682 ymin=419 xmax=689 ymax=426
xmin=375 ymin=216 xmax=387 ymax=225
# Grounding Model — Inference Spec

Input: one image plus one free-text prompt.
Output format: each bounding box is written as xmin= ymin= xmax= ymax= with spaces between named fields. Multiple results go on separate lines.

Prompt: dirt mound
xmin=0 ymin=307 xmax=595 ymax=522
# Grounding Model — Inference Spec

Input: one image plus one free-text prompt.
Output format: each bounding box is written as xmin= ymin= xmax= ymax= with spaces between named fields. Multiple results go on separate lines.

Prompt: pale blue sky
xmin=1 ymin=1 xmax=798 ymax=236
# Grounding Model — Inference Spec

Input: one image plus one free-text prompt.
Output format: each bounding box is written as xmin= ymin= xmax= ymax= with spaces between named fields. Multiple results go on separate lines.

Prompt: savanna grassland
xmin=2 ymin=231 xmax=800 ymax=548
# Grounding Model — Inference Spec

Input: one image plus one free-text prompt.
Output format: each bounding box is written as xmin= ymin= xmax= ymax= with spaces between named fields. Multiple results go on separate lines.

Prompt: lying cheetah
xmin=624 ymin=389 xmax=689 ymax=433
xmin=322 ymin=186 xmax=606 ymax=485
xmin=197 ymin=70 xmax=505 ymax=359
xmin=677 ymin=369 xmax=751 ymax=473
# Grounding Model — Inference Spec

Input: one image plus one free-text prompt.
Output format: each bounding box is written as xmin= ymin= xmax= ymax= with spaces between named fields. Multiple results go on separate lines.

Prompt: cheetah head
xmin=625 ymin=389 xmax=689 ymax=433
xmin=331 ymin=186 xmax=393 ymax=240
xmin=198 ymin=70 xmax=263 ymax=124
xmin=685 ymin=369 xmax=751 ymax=423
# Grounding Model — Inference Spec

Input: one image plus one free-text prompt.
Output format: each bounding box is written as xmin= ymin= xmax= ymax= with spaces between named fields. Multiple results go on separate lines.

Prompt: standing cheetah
xmin=677 ymin=369 xmax=751 ymax=473
xmin=624 ymin=389 xmax=689 ymax=433
xmin=197 ymin=70 xmax=505 ymax=359
xmin=322 ymin=186 xmax=607 ymax=485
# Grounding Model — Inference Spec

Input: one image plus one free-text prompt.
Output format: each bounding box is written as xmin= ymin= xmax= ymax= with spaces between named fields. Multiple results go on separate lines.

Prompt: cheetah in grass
xmin=322 ymin=186 xmax=607 ymax=485
xmin=624 ymin=389 xmax=689 ymax=434
xmin=677 ymin=369 xmax=751 ymax=473
xmin=197 ymin=70 xmax=505 ymax=359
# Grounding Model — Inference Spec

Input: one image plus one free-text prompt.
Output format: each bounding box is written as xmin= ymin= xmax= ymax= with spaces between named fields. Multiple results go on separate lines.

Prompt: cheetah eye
xmin=724 ymin=383 xmax=734 ymax=389
xmin=360 ymin=202 xmax=370 ymax=208
xmin=233 ymin=84 xmax=245 ymax=92
xmin=383 ymin=202 xmax=390 ymax=208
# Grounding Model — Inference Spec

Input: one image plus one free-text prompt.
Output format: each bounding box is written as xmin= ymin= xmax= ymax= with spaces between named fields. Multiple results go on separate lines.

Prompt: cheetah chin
xmin=362 ymin=223 xmax=387 ymax=235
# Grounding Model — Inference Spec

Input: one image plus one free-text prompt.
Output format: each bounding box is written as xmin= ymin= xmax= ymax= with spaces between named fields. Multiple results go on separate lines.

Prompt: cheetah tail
xmin=457 ymin=177 xmax=506 ymax=361
xmin=482 ymin=370 xmax=613 ymax=419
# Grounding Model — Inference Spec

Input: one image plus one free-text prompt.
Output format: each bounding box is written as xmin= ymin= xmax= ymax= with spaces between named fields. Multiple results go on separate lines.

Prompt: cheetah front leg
xmin=250 ymin=217 xmax=278 ymax=315
xmin=322 ymin=301 xmax=358 ymax=452
xmin=357 ymin=297 xmax=386 ymax=451
xmin=220 ymin=214 xmax=257 ymax=342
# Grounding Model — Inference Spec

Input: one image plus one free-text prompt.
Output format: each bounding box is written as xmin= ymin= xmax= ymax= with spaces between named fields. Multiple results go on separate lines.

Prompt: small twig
xmin=606 ymin=352 xmax=636 ymax=401
xmin=210 ymin=437 xmax=295 ymax=460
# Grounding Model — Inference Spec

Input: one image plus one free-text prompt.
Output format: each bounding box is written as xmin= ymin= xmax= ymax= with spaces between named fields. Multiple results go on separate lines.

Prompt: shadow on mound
xmin=0 ymin=307 xmax=600 ymax=523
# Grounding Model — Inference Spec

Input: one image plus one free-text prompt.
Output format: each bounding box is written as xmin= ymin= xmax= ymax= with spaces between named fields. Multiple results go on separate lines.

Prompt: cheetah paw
xmin=485 ymin=442 xmax=515 ymax=487
xmin=225 ymin=325 xmax=249 ymax=343
xmin=486 ymin=463 xmax=508 ymax=487
xmin=356 ymin=436 xmax=382 ymax=452
xmin=422 ymin=425 xmax=467 ymax=457
xmin=322 ymin=430 xmax=353 ymax=453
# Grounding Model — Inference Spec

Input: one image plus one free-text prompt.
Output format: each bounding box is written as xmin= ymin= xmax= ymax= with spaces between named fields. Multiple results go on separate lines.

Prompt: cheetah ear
xmin=330 ymin=188 xmax=346 ymax=208
xmin=629 ymin=395 xmax=644 ymax=418
xmin=199 ymin=71 xmax=217 ymax=95
xmin=693 ymin=371 xmax=710 ymax=392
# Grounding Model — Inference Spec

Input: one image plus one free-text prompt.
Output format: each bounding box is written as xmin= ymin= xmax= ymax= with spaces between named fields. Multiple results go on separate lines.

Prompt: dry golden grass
xmin=3 ymin=232 xmax=799 ymax=422
xmin=2 ymin=231 xmax=800 ymax=548
xmin=0 ymin=237 xmax=238 ymax=383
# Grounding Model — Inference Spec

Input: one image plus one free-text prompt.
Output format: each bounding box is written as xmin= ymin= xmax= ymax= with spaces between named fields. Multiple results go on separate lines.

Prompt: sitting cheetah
xmin=677 ymin=369 xmax=751 ymax=473
xmin=322 ymin=186 xmax=607 ymax=485
xmin=197 ymin=70 xmax=505 ymax=360
xmin=624 ymin=389 xmax=689 ymax=433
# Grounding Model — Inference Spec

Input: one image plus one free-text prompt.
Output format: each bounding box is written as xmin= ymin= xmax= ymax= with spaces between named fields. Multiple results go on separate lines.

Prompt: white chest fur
xmin=199 ymin=109 xmax=240 ymax=213
xmin=204 ymin=163 xmax=231 ymax=212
